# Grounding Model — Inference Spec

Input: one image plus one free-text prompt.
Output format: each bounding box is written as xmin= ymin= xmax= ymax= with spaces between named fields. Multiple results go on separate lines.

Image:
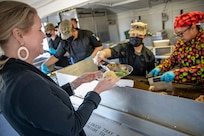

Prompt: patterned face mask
xmin=129 ymin=37 xmax=143 ymax=47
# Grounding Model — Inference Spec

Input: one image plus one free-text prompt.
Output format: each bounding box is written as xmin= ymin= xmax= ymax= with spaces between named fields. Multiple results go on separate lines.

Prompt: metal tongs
xmin=147 ymin=74 xmax=173 ymax=92
xmin=147 ymin=75 xmax=162 ymax=86
xmin=99 ymin=63 xmax=110 ymax=71
xmin=99 ymin=60 xmax=110 ymax=71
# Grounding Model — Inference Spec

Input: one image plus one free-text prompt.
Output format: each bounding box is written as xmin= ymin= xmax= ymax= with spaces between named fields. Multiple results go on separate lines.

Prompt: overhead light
xmin=95 ymin=0 xmax=139 ymax=7
xmin=112 ymin=0 xmax=139 ymax=7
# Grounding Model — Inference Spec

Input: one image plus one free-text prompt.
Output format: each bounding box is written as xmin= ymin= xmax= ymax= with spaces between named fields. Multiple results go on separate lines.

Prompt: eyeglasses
xmin=174 ymin=26 xmax=191 ymax=37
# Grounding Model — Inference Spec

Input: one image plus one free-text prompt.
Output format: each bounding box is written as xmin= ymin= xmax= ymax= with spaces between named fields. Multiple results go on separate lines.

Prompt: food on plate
xmin=106 ymin=63 xmax=130 ymax=77
xmin=103 ymin=70 xmax=118 ymax=79
xmin=115 ymin=70 xmax=129 ymax=77
xmin=107 ymin=63 xmax=128 ymax=71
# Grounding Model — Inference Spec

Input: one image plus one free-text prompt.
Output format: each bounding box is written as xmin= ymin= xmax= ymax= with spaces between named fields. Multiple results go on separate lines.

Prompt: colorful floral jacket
xmin=157 ymin=28 xmax=204 ymax=85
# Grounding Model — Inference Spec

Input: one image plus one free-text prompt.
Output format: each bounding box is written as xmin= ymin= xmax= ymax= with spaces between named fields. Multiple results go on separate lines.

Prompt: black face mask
xmin=129 ymin=37 xmax=143 ymax=47
xmin=46 ymin=33 xmax=51 ymax=38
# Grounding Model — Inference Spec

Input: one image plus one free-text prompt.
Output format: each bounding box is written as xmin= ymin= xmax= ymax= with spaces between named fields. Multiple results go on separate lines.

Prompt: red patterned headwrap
xmin=174 ymin=11 xmax=204 ymax=28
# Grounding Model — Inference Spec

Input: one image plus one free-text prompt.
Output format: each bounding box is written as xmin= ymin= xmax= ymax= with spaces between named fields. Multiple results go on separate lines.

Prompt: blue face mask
xmin=129 ymin=37 xmax=143 ymax=47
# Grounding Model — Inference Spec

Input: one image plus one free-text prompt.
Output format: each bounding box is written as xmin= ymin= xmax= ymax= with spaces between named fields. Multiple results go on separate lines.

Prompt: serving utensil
xmin=99 ymin=63 xmax=110 ymax=71
xmin=147 ymin=75 xmax=173 ymax=92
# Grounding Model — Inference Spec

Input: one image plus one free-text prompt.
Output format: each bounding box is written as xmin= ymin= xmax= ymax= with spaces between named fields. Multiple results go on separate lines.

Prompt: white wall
xmin=108 ymin=0 xmax=204 ymax=42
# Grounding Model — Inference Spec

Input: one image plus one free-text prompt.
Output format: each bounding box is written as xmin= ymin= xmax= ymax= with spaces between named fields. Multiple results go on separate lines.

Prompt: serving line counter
xmin=54 ymin=59 xmax=204 ymax=136
xmin=70 ymin=87 xmax=204 ymax=136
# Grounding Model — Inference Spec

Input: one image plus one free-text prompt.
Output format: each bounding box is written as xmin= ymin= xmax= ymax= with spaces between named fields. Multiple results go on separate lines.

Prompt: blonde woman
xmin=0 ymin=1 xmax=119 ymax=136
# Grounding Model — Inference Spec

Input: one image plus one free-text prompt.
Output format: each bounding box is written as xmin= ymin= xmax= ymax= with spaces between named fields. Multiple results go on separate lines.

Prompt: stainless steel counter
xmin=70 ymin=86 xmax=204 ymax=136
xmin=56 ymin=59 xmax=204 ymax=136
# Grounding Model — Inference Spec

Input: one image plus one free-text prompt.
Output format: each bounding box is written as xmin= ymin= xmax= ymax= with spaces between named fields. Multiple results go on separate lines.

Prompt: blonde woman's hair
xmin=0 ymin=1 xmax=37 ymax=47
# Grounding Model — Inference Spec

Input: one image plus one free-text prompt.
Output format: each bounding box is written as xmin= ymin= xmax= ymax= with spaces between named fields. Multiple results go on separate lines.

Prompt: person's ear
xmin=141 ymin=35 xmax=145 ymax=42
xmin=12 ymin=28 xmax=24 ymax=43
xmin=72 ymin=28 xmax=76 ymax=32
xmin=191 ymin=24 xmax=197 ymax=30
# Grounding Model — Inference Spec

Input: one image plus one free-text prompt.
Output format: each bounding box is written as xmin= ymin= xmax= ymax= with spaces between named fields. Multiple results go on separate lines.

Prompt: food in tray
xmin=157 ymin=92 xmax=168 ymax=95
xmin=103 ymin=70 xmax=118 ymax=79
xmin=148 ymin=85 xmax=155 ymax=91
xmin=195 ymin=95 xmax=204 ymax=102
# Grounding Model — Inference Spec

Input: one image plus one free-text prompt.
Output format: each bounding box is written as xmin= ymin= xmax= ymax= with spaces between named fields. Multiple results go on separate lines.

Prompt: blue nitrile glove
xmin=69 ymin=57 xmax=75 ymax=64
xmin=41 ymin=64 xmax=50 ymax=74
xmin=84 ymin=56 xmax=93 ymax=60
xmin=49 ymin=47 xmax=56 ymax=55
xmin=160 ymin=71 xmax=175 ymax=83
xmin=148 ymin=67 xmax=161 ymax=77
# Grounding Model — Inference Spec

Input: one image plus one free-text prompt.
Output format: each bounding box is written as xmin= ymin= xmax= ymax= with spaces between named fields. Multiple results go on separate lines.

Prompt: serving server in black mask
xmin=44 ymin=23 xmax=70 ymax=68
xmin=94 ymin=21 xmax=155 ymax=76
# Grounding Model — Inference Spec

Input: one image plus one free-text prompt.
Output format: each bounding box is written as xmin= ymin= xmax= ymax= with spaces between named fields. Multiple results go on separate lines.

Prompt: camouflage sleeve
xmin=157 ymin=47 xmax=178 ymax=72
xmin=173 ymin=64 xmax=204 ymax=85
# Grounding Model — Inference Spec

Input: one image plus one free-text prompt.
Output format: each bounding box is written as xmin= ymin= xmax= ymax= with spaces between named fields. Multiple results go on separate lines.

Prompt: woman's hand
xmin=78 ymin=71 xmax=102 ymax=83
xmin=71 ymin=71 xmax=103 ymax=89
xmin=70 ymin=71 xmax=120 ymax=93
xmin=93 ymin=77 xmax=120 ymax=94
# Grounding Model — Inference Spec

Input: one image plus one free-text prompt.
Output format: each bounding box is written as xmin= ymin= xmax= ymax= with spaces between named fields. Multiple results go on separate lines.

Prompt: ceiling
xmin=1 ymin=0 xmax=173 ymax=17
xmin=80 ymin=0 xmax=170 ymax=14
